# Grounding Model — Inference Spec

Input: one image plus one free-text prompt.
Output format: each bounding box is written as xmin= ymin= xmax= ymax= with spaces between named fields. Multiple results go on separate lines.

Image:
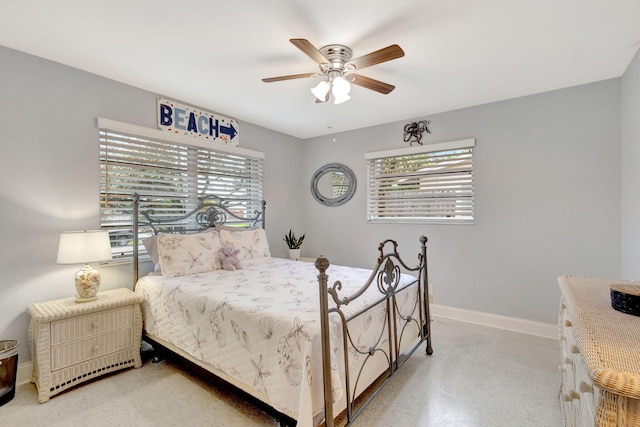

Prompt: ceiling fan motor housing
xmin=319 ymin=45 xmax=355 ymax=73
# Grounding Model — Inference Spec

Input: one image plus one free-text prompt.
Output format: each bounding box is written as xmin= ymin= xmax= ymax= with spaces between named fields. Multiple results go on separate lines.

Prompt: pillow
xmin=157 ymin=231 xmax=222 ymax=277
xmin=142 ymin=235 xmax=160 ymax=265
xmin=143 ymin=228 xmax=217 ymax=269
xmin=220 ymin=228 xmax=270 ymax=260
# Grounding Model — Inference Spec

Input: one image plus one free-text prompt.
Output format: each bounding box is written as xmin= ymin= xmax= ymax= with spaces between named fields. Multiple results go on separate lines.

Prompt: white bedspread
xmin=135 ymin=257 xmax=418 ymax=426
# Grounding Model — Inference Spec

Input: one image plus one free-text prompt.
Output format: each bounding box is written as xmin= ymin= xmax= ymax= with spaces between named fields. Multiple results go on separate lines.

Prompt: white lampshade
xmin=57 ymin=230 xmax=113 ymax=264
xmin=311 ymin=80 xmax=330 ymax=101
xmin=57 ymin=230 xmax=112 ymax=303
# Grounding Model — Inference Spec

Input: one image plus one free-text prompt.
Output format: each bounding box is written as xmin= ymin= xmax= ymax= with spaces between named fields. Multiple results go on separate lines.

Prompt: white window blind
xmin=366 ymin=139 xmax=475 ymax=224
xmin=98 ymin=118 xmax=264 ymax=259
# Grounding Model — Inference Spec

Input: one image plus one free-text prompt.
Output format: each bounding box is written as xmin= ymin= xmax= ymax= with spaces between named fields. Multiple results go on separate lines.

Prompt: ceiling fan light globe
xmin=311 ymin=81 xmax=330 ymax=101
xmin=333 ymin=94 xmax=351 ymax=104
xmin=332 ymin=76 xmax=351 ymax=97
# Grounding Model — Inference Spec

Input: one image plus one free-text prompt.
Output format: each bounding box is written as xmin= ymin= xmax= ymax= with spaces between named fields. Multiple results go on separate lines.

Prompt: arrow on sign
xmin=221 ymin=122 xmax=237 ymax=140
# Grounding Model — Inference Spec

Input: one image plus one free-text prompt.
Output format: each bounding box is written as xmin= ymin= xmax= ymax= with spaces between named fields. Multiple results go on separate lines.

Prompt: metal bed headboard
xmin=131 ymin=192 xmax=266 ymax=286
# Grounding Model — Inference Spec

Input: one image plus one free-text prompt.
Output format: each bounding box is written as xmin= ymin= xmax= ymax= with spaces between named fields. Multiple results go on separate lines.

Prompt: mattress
xmin=135 ymin=257 xmax=419 ymax=426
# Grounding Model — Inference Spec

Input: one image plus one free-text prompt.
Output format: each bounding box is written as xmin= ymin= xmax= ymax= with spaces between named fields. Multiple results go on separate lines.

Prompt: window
xmin=98 ymin=118 xmax=264 ymax=260
xmin=366 ymin=139 xmax=475 ymax=224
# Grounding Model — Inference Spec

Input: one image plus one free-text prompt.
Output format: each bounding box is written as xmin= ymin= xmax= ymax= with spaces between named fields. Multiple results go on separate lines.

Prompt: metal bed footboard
xmin=315 ymin=236 xmax=432 ymax=426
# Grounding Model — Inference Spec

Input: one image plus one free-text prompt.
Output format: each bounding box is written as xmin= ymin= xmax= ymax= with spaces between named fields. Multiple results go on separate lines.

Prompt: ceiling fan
xmin=262 ymin=39 xmax=404 ymax=104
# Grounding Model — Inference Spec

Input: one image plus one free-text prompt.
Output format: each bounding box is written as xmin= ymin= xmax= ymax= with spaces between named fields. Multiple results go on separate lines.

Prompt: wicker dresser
xmin=558 ymin=275 xmax=640 ymax=426
xmin=28 ymin=288 xmax=143 ymax=403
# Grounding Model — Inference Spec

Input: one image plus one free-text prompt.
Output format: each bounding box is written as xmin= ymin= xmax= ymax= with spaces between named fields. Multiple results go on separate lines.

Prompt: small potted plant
xmin=284 ymin=229 xmax=305 ymax=260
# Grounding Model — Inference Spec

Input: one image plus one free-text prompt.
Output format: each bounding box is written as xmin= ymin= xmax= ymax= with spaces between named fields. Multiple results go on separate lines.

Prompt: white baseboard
xmin=431 ymin=304 xmax=558 ymax=340
xmin=17 ymin=362 xmax=32 ymax=386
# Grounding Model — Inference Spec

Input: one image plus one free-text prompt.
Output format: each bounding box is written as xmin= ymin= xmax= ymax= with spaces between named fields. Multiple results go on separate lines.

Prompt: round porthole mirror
xmin=310 ymin=163 xmax=356 ymax=207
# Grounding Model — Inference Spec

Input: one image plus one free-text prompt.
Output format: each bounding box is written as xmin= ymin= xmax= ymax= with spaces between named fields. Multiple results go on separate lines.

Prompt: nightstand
xmin=27 ymin=288 xmax=143 ymax=403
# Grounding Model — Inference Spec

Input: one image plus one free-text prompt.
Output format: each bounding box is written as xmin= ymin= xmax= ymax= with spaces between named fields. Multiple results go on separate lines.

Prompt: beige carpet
xmin=1 ymin=317 xmax=563 ymax=426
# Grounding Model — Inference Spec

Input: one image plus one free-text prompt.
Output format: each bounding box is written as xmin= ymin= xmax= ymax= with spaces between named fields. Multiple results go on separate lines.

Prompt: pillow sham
xmin=157 ymin=231 xmax=222 ymax=277
xmin=143 ymin=228 xmax=217 ymax=269
xmin=220 ymin=228 xmax=270 ymax=260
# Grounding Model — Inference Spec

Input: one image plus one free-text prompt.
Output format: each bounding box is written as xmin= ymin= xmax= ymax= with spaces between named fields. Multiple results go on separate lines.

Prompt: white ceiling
xmin=1 ymin=0 xmax=639 ymax=139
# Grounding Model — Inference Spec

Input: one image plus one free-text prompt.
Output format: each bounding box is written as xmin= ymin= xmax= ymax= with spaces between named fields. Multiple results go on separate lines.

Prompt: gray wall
xmin=301 ymin=79 xmax=622 ymax=325
xmin=0 ymin=46 xmax=304 ymax=363
xmin=622 ymin=49 xmax=640 ymax=278
xmin=0 ymin=43 xmax=635 ymax=364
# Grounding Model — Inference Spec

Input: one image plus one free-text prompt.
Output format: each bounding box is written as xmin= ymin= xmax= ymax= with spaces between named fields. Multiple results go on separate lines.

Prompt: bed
xmin=131 ymin=193 xmax=432 ymax=426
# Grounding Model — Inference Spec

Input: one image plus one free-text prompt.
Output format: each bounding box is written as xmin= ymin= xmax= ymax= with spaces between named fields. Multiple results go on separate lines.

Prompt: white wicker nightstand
xmin=27 ymin=288 xmax=143 ymax=403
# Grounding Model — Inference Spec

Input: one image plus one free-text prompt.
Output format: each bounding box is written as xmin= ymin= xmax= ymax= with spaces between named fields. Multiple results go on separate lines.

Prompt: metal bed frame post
xmin=132 ymin=193 xmax=140 ymax=290
xmin=420 ymin=235 xmax=433 ymax=355
xmin=315 ymin=255 xmax=334 ymax=427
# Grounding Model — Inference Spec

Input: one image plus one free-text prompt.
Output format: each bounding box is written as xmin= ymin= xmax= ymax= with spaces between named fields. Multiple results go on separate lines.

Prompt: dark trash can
xmin=0 ymin=340 xmax=19 ymax=406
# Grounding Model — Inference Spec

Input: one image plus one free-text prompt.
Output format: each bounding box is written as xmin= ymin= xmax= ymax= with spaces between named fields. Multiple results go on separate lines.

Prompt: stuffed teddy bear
xmin=218 ymin=243 xmax=242 ymax=271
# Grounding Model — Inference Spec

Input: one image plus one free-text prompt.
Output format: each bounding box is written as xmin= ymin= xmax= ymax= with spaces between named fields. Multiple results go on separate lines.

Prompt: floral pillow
xmin=220 ymin=228 xmax=270 ymax=260
xmin=143 ymin=228 xmax=218 ymax=273
xmin=157 ymin=231 xmax=222 ymax=277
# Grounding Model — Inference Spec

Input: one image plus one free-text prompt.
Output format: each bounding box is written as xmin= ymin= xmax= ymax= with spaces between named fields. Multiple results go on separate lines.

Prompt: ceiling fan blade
xmin=346 ymin=44 xmax=404 ymax=71
xmin=262 ymin=72 xmax=317 ymax=83
xmin=290 ymin=38 xmax=329 ymax=64
xmin=350 ymin=74 xmax=396 ymax=94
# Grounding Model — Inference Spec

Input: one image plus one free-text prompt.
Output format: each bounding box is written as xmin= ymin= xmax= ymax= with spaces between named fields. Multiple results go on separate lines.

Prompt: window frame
xmin=97 ymin=118 xmax=265 ymax=261
xmin=365 ymin=139 xmax=475 ymax=224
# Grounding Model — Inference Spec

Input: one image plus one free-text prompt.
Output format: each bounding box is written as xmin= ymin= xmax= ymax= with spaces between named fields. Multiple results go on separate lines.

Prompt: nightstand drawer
xmin=51 ymin=306 xmax=133 ymax=345
xmin=50 ymin=327 xmax=133 ymax=371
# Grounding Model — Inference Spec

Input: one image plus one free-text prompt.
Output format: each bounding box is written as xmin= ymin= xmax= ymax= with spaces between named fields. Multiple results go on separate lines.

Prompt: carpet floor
xmin=1 ymin=317 xmax=562 ymax=426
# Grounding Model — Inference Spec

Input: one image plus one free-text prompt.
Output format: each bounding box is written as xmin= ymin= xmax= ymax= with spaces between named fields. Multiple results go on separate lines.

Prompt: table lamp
xmin=57 ymin=230 xmax=113 ymax=303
